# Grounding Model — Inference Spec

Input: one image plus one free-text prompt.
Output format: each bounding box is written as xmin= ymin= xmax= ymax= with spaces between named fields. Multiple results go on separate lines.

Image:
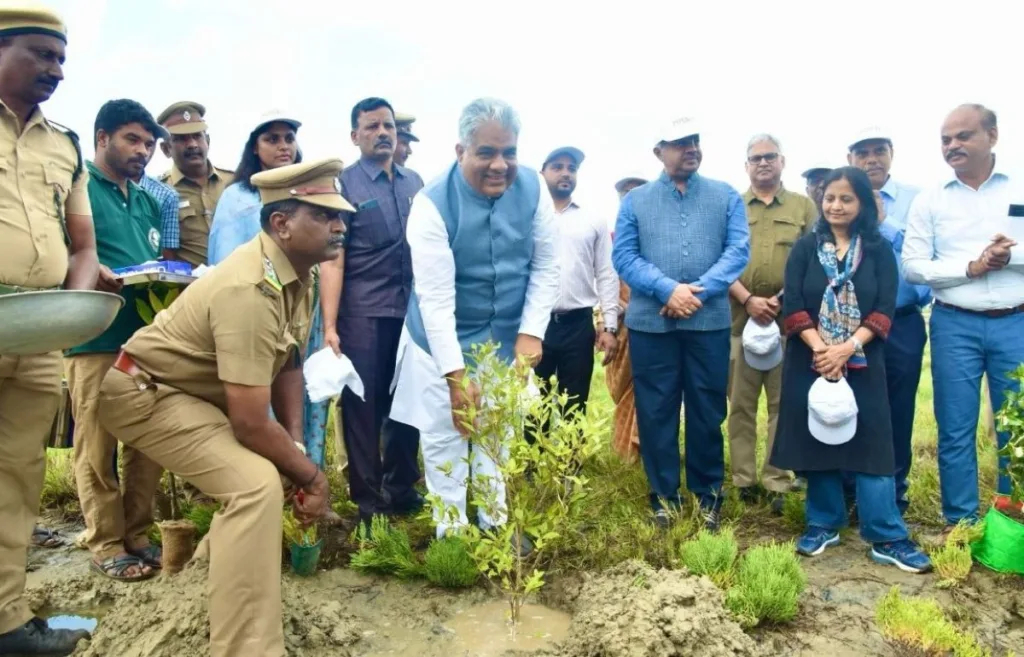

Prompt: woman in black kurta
xmin=770 ymin=167 xmax=931 ymax=574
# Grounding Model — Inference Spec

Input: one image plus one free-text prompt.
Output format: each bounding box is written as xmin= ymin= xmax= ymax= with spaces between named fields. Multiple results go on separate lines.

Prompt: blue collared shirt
xmin=612 ymin=171 xmax=750 ymax=332
xmin=877 ymin=177 xmax=930 ymax=309
xmin=139 ymin=174 xmax=180 ymax=250
xmin=208 ymin=183 xmax=262 ymax=265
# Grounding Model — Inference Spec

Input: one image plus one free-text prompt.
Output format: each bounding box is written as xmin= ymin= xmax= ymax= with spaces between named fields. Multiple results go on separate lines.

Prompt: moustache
xmin=128 ymin=157 xmax=147 ymax=166
xmin=946 ymin=150 xmax=967 ymax=161
xmin=36 ymin=76 xmax=59 ymax=88
xmin=375 ymin=138 xmax=392 ymax=147
xmin=184 ymin=148 xmax=203 ymax=158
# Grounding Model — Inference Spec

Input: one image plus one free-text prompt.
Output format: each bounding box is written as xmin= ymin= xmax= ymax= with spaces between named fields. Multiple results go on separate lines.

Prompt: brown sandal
xmin=127 ymin=544 xmax=162 ymax=569
xmin=31 ymin=526 xmax=63 ymax=549
xmin=90 ymin=555 xmax=155 ymax=582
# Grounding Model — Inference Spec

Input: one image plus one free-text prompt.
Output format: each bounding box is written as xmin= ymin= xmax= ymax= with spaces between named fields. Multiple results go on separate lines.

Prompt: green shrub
xmin=726 ymin=541 xmax=806 ymax=628
xmin=350 ymin=516 xmax=421 ymax=579
xmin=423 ymin=537 xmax=479 ymax=588
xmin=875 ymin=586 xmax=989 ymax=657
xmin=184 ymin=502 xmax=219 ymax=539
xmin=679 ymin=527 xmax=738 ymax=588
xmin=41 ymin=448 xmax=77 ymax=512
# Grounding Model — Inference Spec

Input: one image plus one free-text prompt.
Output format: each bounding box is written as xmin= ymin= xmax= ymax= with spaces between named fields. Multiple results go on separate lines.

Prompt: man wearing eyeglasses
xmin=727 ymin=134 xmax=817 ymax=512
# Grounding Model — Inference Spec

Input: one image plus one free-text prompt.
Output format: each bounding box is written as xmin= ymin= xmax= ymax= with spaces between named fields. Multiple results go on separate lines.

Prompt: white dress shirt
xmin=903 ymin=167 xmax=1024 ymax=311
xmin=405 ymin=170 xmax=560 ymax=376
xmin=552 ymin=202 xmax=620 ymax=329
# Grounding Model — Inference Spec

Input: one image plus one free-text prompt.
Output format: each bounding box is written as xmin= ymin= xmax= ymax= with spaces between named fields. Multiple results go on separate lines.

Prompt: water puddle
xmin=41 ymin=606 xmax=109 ymax=634
xmin=362 ymin=599 xmax=571 ymax=657
xmin=445 ymin=600 xmax=571 ymax=656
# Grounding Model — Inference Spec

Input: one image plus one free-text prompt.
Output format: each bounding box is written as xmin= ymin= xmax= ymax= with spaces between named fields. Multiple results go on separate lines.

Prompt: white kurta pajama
xmin=390 ymin=167 xmax=559 ymax=537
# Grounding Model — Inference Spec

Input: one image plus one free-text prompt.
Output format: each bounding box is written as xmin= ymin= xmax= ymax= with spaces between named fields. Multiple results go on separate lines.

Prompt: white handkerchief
xmin=303 ymin=347 xmax=365 ymax=403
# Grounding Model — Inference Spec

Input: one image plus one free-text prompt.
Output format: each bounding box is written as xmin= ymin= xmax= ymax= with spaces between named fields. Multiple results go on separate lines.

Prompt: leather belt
xmin=935 ymin=299 xmax=1024 ymax=319
xmin=550 ymin=307 xmax=592 ymax=323
xmin=112 ymin=350 xmax=143 ymax=377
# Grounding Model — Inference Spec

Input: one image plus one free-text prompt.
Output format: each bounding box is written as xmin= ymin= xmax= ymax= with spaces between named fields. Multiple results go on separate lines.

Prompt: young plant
xmin=350 ymin=515 xmax=420 ymax=578
xmin=875 ymin=586 xmax=989 ymax=657
xmin=725 ymin=541 xmax=807 ymax=628
xmin=679 ymin=527 xmax=738 ymax=588
xmin=929 ymin=521 xmax=983 ymax=589
xmin=995 ymin=364 xmax=1024 ymax=504
xmin=424 ymin=536 xmax=479 ymax=588
xmin=432 ymin=343 xmax=604 ymax=632
xmin=283 ymin=507 xmax=318 ymax=547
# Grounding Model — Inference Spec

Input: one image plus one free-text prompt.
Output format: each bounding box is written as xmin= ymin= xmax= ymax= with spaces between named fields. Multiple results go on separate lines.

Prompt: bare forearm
xmin=852 ymin=326 xmax=876 ymax=347
xmin=319 ymin=253 xmax=344 ymax=332
xmin=799 ymin=327 xmax=826 ymax=351
xmin=271 ymin=366 xmax=305 ymax=444
xmin=729 ymin=280 xmax=751 ymax=303
xmin=65 ymin=248 xmax=99 ymax=291
xmin=233 ymin=417 xmax=318 ymax=485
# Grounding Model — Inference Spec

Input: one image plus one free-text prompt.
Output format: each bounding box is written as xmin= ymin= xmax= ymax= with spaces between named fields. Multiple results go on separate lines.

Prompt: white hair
xmin=458 ymin=97 xmax=521 ymax=147
xmin=747 ymin=133 xmax=783 ymax=154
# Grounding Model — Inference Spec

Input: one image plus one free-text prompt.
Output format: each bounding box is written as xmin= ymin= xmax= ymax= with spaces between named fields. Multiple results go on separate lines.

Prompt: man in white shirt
xmin=903 ymin=103 xmax=1024 ymax=527
xmin=389 ymin=98 xmax=559 ymax=538
xmin=535 ymin=146 xmax=619 ymax=426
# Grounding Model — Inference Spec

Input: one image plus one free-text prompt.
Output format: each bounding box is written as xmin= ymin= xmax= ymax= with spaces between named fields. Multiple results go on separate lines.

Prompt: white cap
xmin=848 ymin=126 xmax=891 ymax=150
xmin=252 ymin=109 xmax=302 ymax=135
xmin=807 ymin=377 xmax=858 ymax=445
xmin=614 ymin=171 xmax=649 ymax=193
xmin=801 ymin=162 xmax=833 ymax=179
xmin=655 ymin=117 xmax=702 ymax=146
xmin=741 ymin=318 xmax=783 ymax=371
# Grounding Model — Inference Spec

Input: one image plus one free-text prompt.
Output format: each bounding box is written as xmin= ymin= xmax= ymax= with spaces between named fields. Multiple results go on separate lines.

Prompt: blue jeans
xmin=930 ymin=304 xmax=1023 ymax=523
xmin=806 ymin=471 xmax=908 ymax=544
xmin=631 ymin=328 xmax=729 ymax=511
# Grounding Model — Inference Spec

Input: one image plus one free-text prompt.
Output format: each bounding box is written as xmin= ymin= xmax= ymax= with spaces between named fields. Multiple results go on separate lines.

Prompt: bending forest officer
xmin=94 ymin=158 xmax=351 ymax=657
xmin=0 ymin=6 xmax=100 ymax=656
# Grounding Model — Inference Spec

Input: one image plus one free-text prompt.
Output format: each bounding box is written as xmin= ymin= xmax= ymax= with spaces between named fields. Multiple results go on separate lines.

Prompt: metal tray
xmin=118 ymin=272 xmax=197 ymax=286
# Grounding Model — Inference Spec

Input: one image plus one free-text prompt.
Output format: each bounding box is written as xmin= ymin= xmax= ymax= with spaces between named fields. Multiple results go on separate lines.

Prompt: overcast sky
xmin=45 ymin=0 xmax=1022 ymax=224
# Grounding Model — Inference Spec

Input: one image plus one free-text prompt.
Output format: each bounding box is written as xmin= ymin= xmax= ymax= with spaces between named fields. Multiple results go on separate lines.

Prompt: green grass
xmin=679 ymin=527 xmax=738 ymax=588
xmin=350 ymin=515 xmax=422 ymax=579
xmin=725 ymin=541 xmax=807 ymax=628
xmin=876 ymin=586 xmax=990 ymax=656
xmin=423 ymin=536 xmax=479 ymax=588
xmin=40 ymin=448 xmax=78 ymax=515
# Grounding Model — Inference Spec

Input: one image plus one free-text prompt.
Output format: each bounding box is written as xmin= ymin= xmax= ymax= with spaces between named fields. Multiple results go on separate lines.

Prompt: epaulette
xmin=257 ymin=255 xmax=282 ymax=298
xmin=45 ymin=119 xmax=83 ymax=184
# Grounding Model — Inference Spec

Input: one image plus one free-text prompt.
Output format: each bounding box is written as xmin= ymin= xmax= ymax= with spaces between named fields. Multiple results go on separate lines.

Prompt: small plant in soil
xmin=679 ymin=527 xmax=738 ymax=588
xmin=424 ymin=536 xmax=478 ymax=588
xmin=432 ymin=343 xmax=603 ymax=634
xmin=875 ymin=586 xmax=989 ymax=657
xmin=725 ymin=541 xmax=806 ymax=628
xmin=995 ymin=364 xmax=1024 ymax=515
xmin=283 ymin=507 xmax=318 ymax=547
xmin=929 ymin=521 xmax=984 ymax=589
xmin=350 ymin=515 xmax=421 ymax=579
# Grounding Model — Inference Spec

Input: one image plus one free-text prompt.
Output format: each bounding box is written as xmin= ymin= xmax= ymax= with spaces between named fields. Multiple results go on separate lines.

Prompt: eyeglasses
xmin=747 ymin=153 xmax=780 ymax=164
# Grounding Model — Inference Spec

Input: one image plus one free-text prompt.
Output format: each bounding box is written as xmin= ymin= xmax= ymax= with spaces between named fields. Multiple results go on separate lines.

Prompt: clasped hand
xmin=660 ymin=283 xmax=705 ymax=319
xmin=813 ymin=342 xmax=854 ymax=381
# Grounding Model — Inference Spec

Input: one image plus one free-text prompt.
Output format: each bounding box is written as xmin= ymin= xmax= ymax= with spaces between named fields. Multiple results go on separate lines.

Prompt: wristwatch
xmin=603 ymin=326 xmax=618 ymax=335
xmin=850 ymin=336 xmax=863 ymax=351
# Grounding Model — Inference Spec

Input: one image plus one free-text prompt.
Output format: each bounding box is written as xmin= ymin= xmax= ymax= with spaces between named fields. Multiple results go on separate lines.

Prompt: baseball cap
xmin=543 ymin=146 xmax=585 ymax=167
xmin=741 ymin=318 xmax=783 ymax=371
xmin=614 ymin=172 xmax=649 ymax=194
xmin=807 ymin=377 xmax=858 ymax=446
xmin=801 ymin=162 xmax=833 ymax=179
xmin=655 ymin=117 xmax=702 ymax=146
xmin=252 ymin=109 xmax=301 ymax=136
xmin=848 ymin=126 xmax=892 ymax=150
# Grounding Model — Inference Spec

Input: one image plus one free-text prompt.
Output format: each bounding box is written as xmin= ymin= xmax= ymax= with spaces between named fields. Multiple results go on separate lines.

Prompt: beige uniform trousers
xmin=97 ymin=368 xmax=285 ymax=657
xmin=0 ymin=352 xmax=61 ymax=634
xmin=726 ymin=335 xmax=791 ymax=493
xmin=65 ymin=354 xmax=163 ymax=560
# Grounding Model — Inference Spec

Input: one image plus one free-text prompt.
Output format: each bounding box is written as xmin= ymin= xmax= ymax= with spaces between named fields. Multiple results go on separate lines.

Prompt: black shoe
xmin=767 ymin=492 xmax=786 ymax=516
xmin=0 ymin=617 xmax=89 ymax=656
xmin=388 ymin=492 xmax=426 ymax=517
xmin=701 ymin=506 xmax=721 ymax=533
xmin=737 ymin=486 xmax=762 ymax=504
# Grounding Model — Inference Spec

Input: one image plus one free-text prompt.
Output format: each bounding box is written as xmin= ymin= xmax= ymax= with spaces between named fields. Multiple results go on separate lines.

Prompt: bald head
xmin=941 ymin=104 xmax=998 ymax=179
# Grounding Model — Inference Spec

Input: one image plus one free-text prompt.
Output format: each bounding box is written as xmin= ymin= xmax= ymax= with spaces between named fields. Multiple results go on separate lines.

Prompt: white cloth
xmin=552 ymin=202 xmax=620 ymax=329
xmin=903 ymin=168 xmax=1024 ymax=310
xmin=302 ymin=347 xmax=365 ymax=403
xmin=405 ymin=170 xmax=561 ymax=377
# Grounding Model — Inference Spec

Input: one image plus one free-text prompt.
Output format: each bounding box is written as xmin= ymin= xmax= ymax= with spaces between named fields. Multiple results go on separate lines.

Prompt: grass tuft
xmin=679 ymin=526 xmax=738 ymax=588
xmin=928 ymin=520 xmax=983 ymax=589
xmin=725 ymin=541 xmax=806 ymax=628
xmin=350 ymin=516 xmax=422 ymax=579
xmin=40 ymin=448 xmax=78 ymax=515
xmin=423 ymin=536 xmax=479 ymax=588
xmin=875 ymin=586 xmax=990 ymax=657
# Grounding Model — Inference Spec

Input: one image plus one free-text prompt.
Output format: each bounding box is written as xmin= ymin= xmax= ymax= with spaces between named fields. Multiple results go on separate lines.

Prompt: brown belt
xmin=112 ymin=350 xmax=143 ymax=377
xmin=935 ymin=299 xmax=1024 ymax=319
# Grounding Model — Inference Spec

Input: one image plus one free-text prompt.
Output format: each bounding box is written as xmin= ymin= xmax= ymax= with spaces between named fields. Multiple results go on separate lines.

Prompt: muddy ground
xmin=25 ymin=518 xmax=1024 ymax=657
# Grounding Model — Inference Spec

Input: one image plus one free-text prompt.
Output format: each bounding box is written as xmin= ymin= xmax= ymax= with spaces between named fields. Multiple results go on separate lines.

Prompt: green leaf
xmin=148 ymin=288 xmax=165 ymax=314
xmin=135 ymin=298 xmax=155 ymax=325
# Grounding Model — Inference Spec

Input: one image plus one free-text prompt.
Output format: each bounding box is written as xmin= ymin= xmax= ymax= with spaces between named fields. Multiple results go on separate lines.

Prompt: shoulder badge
xmin=262 ymin=256 xmax=282 ymax=292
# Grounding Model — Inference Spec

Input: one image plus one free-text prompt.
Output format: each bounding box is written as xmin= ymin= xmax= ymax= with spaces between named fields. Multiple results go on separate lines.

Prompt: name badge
xmin=179 ymin=200 xmax=190 ymax=209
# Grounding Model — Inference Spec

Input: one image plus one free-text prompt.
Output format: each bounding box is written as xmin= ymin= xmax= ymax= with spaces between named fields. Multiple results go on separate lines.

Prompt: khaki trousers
xmin=0 ymin=352 xmax=61 ymax=634
xmin=97 ymin=368 xmax=285 ymax=657
xmin=726 ymin=335 xmax=791 ymax=493
xmin=65 ymin=354 xmax=163 ymax=560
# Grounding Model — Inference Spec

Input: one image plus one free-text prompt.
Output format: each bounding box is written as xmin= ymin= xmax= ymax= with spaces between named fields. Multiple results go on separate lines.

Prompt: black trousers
xmin=531 ymin=308 xmax=596 ymax=442
xmin=338 ymin=316 xmax=421 ymax=515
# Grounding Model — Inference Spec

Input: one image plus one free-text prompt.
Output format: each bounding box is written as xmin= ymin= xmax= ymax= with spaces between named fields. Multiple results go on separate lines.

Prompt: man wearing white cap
xmin=801 ymin=164 xmax=831 ymax=217
xmin=534 ymin=146 xmax=619 ymax=425
xmin=848 ymin=126 xmax=929 ymax=517
xmin=394 ymin=112 xmax=418 ymax=168
xmin=903 ymin=104 xmax=1024 ymax=527
xmin=727 ymin=134 xmax=816 ymax=511
xmin=612 ymin=117 xmax=750 ymax=530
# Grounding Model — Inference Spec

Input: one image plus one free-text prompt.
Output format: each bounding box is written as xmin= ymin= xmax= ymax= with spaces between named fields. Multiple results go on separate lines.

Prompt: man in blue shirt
xmin=612 ymin=118 xmax=750 ymax=531
xmin=848 ymin=126 xmax=929 ymax=516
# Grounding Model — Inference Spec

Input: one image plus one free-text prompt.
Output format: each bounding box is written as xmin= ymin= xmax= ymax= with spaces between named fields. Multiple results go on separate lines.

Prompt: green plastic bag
xmin=971 ymin=507 xmax=1024 ymax=575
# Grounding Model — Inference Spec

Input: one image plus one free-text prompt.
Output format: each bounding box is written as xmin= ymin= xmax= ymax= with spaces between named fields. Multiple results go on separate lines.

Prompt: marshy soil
xmin=26 ymin=518 xmax=1024 ymax=656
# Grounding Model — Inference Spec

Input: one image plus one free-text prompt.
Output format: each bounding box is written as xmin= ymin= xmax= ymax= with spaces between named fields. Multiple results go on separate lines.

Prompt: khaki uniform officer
xmin=394 ymin=111 xmax=418 ymax=167
xmin=95 ymin=158 xmax=351 ymax=657
xmin=0 ymin=6 xmax=100 ymax=655
xmin=156 ymin=101 xmax=234 ymax=267
xmin=727 ymin=135 xmax=817 ymax=508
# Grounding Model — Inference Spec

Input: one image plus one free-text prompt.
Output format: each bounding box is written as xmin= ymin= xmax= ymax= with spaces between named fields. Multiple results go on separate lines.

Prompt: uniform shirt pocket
xmin=348 ymin=201 xmax=397 ymax=249
xmin=43 ymin=164 xmax=72 ymax=220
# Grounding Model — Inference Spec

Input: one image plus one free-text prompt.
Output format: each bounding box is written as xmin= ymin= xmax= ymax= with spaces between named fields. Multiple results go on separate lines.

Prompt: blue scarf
xmin=816 ymin=235 xmax=867 ymax=369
